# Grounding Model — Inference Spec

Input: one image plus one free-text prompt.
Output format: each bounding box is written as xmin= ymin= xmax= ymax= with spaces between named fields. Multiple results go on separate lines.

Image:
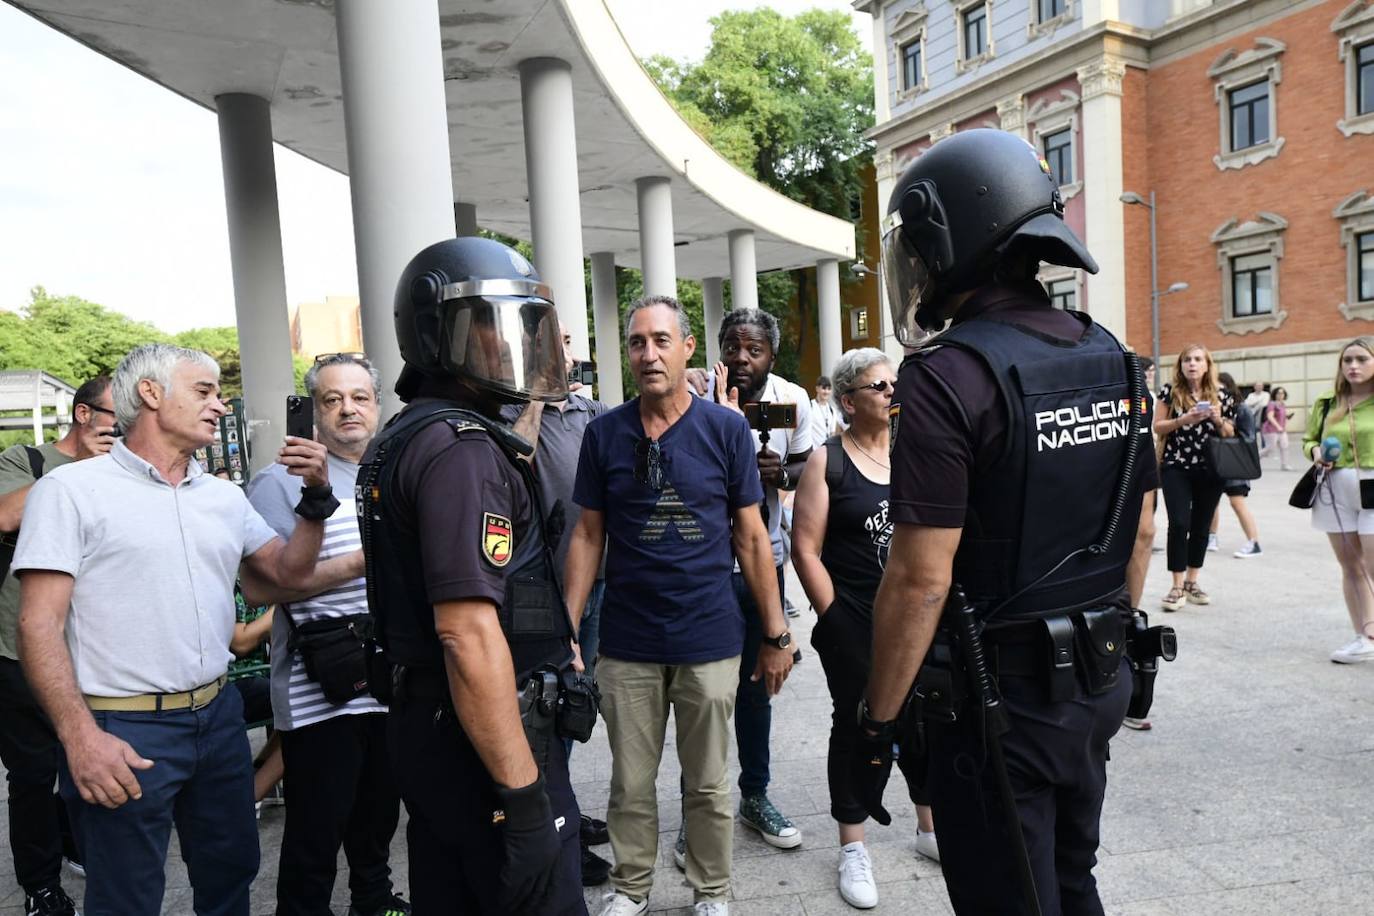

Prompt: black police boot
xmin=580 ymin=813 xmax=609 ymax=846
xmin=581 ymin=840 xmax=612 ymax=886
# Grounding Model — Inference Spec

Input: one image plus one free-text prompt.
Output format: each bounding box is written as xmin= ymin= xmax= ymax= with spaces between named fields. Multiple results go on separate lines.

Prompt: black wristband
xmin=857 ymin=699 xmax=898 ymax=739
xmin=294 ymin=484 xmax=340 ymax=521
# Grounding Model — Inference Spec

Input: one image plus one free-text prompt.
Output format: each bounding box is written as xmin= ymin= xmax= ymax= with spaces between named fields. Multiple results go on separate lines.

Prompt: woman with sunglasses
xmin=791 ymin=349 xmax=936 ymax=910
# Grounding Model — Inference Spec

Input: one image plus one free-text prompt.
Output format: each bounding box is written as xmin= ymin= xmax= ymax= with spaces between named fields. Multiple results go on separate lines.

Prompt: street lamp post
xmin=1121 ymin=191 xmax=1188 ymax=376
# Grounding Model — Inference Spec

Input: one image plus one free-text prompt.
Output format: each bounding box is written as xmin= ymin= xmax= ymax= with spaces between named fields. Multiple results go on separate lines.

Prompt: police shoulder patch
xmin=482 ymin=512 xmax=513 ymax=567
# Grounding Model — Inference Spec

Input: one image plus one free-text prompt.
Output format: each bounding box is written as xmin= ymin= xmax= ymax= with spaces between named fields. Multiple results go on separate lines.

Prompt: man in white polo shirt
xmin=14 ymin=343 xmax=344 ymax=916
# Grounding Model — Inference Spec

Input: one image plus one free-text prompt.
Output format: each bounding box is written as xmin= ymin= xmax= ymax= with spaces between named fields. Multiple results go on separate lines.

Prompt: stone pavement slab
xmin=1 ymin=454 xmax=1371 ymax=913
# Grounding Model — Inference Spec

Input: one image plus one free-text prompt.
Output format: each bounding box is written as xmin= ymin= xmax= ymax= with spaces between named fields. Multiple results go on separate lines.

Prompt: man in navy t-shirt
xmin=564 ymin=296 xmax=794 ymax=916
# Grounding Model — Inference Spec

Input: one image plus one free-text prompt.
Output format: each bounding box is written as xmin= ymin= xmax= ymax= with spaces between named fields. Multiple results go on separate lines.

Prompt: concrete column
xmin=454 ymin=202 xmax=478 ymax=237
xmin=336 ymin=0 xmax=454 ymax=412
xmin=636 ymin=177 xmax=677 ymax=297
xmin=1077 ymin=55 xmax=1129 ymax=338
xmin=817 ymin=258 xmax=842 ymax=379
xmin=215 ymin=93 xmax=297 ymax=472
xmin=520 ymin=58 xmax=591 ymax=359
xmin=702 ymin=277 xmax=725 ymax=367
xmin=727 ymin=229 xmax=758 ymax=312
xmin=590 ymin=252 xmax=623 ymax=406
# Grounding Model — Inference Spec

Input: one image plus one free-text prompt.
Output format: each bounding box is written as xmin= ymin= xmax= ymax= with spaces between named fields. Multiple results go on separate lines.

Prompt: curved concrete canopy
xmin=8 ymin=0 xmax=855 ymax=279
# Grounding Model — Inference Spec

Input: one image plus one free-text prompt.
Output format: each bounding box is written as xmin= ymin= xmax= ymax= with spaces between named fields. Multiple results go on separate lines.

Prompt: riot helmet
xmin=393 ymin=237 xmax=568 ymax=404
xmin=881 ymin=128 xmax=1098 ymax=346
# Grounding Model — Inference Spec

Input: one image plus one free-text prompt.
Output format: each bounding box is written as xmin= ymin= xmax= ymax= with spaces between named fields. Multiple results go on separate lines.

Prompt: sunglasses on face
xmin=76 ymin=402 xmax=116 ymax=419
xmin=634 ymin=436 xmax=666 ymax=491
xmin=846 ymin=379 xmax=893 ymax=396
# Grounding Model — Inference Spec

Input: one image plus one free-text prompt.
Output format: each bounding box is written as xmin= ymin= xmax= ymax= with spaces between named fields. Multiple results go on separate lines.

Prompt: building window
xmin=1336 ymin=191 xmax=1374 ymax=320
xmin=1360 ymin=43 xmax=1374 ymax=115
xmin=902 ymin=40 xmax=922 ymax=91
xmin=1230 ymin=253 xmax=1273 ymax=317
xmin=1026 ymin=89 xmax=1082 ymax=200
xmin=850 ymin=308 xmax=870 ymax=340
xmin=1042 ymin=128 xmax=1073 ymax=187
xmin=1212 ymin=212 xmax=1288 ymax=334
xmin=1027 ymin=0 xmax=1075 ymax=38
xmin=963 ymin=4 xmax=988 ymax=60
xmin=1334 ymin=3 xmax=1374 ymax=136
xmin=1046 ymin=278 xmax=1076 ymax=310
xmin=1228 ymin=81 xmax=1270 ymax=150
xmin=889 ymin=4 xmax=929 ymax=101
xmin=1360 ymin=231 xmax=1374 ymax=301
xmin=1039 ymin=0 xmax=1066 ymax=21
xmin=1208 ymin=37 xmax=1285 ymax=170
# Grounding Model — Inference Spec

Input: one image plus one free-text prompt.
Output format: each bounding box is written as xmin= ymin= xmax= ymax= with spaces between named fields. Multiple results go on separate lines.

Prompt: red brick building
xmin=859 ymin=0 xmax=1374 ymax=418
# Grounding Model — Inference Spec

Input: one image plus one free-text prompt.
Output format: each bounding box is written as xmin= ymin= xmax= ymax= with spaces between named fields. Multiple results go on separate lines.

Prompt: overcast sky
xmin=0 ymin=2 xmax=870 ymax=333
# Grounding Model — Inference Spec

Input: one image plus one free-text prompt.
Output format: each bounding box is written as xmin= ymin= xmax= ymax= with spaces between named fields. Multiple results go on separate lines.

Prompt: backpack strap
xmin=824 ymin=435 xmax=844 ymax=491
xmin=23 ymin=446 xmax=44 ymax=480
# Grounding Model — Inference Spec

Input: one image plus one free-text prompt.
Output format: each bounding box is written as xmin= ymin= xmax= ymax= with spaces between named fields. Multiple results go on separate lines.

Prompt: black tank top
xmin=819 ymin=435 xmax=893 ymax=616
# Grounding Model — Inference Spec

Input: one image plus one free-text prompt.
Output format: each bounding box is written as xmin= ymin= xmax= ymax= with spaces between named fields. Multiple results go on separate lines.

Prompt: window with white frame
xmin=1028 ymin=0 xmax=1075 ymax=39
xmin=1207 ymin=38 xmax=1286 ymax=170
xmin=1335 ymin=190 xmax=1374 ymax=321
xmin=850 ymin=308 xmax=870 ymax=340
xmin=1046 ymin=278 xmax=1077 ymax=310
xmin=1043 ymin=128 xmax=1073 ymax=188
xmin=957 ymin=2 xmax=994 ymax=73
xmin=1039 ymin=0 xmax=1066 ymax=20
xmin=1212 ymin=213 xmax=1288 ymax=334
xmin=1334 ymin=1 xmax=1374 ymax=137
xmin=889 ymin=4 xmax=929 ymax=101
xmin=1026 ymin=89 xmax=1082 ymax=200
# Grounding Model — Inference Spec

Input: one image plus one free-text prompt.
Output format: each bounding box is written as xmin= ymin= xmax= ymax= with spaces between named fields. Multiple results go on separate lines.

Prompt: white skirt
xmin=1311 ymin=467 xmax=1374 ymax=535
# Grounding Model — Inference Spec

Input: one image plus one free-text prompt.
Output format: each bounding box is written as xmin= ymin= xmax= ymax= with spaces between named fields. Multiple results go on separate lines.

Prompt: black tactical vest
xmin=356 ymin=402 xmax=574 ymax=679
xmin=914 ymin=309 xmax=1147 ymax=623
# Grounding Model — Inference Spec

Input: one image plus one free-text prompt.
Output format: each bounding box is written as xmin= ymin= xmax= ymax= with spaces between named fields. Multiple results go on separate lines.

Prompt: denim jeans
xmin=60 ymin=685 xmax=259 ymax=916
xmin=732 ymin=566 xmax=785 ymax=797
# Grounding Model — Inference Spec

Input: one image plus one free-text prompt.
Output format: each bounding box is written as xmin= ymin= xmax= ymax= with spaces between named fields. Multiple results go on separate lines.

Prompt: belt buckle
xmin=190 ymin=679 xmax=216 ymax=710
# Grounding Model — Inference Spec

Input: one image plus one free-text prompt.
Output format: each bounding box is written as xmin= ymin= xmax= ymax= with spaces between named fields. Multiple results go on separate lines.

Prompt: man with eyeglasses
xmin=565 ymin=295 xmax=793 ymax=916
xmin=244 ymin=352 xmax=409 ymax=916
xmin=0 ymin=375 xmax=114 ymax=916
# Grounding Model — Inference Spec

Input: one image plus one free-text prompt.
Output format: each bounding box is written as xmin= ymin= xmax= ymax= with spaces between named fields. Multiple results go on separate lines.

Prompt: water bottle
xmin=1321 ymin=436 xmax=1342 ymax=463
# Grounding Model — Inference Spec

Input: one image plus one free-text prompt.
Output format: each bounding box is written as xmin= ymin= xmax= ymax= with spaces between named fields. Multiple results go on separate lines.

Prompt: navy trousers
xmin=59 ymin=685 xmax=259 ymax=916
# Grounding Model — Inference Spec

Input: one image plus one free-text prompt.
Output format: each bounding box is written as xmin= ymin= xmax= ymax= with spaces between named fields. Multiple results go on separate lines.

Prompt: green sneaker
xmin=739 ymin=793 xmax=802 ymax=849
xmin=348 ymin=894 xmax=411 ymax=916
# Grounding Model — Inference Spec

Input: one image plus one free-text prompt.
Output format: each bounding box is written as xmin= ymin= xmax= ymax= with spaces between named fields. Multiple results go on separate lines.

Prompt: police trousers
xmin=388 ymin=695 xmax=585 ymax=915
xmin=929 ymin=657 xmax=1131 ymax=916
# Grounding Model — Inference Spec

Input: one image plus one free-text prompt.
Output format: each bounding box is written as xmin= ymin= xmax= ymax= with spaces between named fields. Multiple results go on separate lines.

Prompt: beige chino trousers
xmin=598 ymin=654 xmax=739 ymax=904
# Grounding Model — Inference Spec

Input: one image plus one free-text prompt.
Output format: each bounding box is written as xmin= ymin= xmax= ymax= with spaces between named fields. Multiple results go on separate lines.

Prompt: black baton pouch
xmin=1073 ymin=608 xmax=1127 ymax=696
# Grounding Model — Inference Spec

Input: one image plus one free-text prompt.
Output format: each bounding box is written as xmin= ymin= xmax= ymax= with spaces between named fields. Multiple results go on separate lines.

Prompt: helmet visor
xmin=881 ymin=213 xmax=939 ymax=348
xmin=441 ymin=294 xmax=569 ymax=402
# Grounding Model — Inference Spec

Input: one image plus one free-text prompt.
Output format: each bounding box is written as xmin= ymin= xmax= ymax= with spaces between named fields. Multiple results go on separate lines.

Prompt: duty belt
xmin=84 ymin=676 xmax=226 ymax=713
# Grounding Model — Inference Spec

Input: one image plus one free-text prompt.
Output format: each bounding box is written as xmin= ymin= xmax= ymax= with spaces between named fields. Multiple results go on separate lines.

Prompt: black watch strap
xmin=764 ymin=630 xmax=792 ymax=650
xmin=857 ymin=700 xmax=898 ymax=739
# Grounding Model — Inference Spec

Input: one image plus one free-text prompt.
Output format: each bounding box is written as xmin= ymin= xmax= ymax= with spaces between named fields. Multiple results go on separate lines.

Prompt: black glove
xmin=494 ymin=774 xmax=562 ymax=914
xmin=850 ymin=702 xmax=896 ymax=826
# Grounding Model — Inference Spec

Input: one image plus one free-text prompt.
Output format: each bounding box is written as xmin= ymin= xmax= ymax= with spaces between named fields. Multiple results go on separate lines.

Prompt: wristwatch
xmin=763 ymin=630 xmax=792 ymax=650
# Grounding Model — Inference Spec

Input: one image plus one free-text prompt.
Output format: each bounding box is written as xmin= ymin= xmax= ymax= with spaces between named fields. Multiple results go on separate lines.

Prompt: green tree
xmin=646 ymin=9 xmax=874 ymax=380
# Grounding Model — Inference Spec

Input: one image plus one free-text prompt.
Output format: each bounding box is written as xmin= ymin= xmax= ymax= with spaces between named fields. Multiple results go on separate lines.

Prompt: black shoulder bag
xmin=1290 ymin=399 xmax=1333 ymax=509
xmin=0 ymin=447 xmax=47 ymax=581
xmin=282 ymin=604 xmax=377 ymax=705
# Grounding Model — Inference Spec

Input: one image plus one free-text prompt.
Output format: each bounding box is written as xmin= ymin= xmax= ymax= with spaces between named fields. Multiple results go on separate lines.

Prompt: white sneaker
xmin=694 ymin=902 xmax=729 ymax=916
xmin=837 ymin=842 xmax=878 ymax=909
xmin=1206 ymin=533 xmax=1219 ymax=552
xmin=1234 ymin=541 xmax=1263 ymax=558
xmin=600 ymin=892 xmax=648 ymax=916
xmin=1331 ymin=637 xmax=1374 ymax=664
xmin=915 ymin=829 xmax=940 ymax=863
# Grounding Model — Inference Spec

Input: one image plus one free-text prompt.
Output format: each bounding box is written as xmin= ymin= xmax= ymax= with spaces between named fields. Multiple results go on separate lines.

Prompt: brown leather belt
xmin=84 ymin=676 xmax=226 ymax=713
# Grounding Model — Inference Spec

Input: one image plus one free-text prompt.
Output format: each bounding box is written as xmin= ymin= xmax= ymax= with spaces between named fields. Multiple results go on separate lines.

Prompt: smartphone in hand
xmin=286 ymin=395 xmax=314 ymax=440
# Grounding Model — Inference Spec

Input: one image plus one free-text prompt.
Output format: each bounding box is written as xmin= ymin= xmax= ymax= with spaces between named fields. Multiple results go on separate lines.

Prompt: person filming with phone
xmin=1154 ymin=344 xmax=1235 ymax=612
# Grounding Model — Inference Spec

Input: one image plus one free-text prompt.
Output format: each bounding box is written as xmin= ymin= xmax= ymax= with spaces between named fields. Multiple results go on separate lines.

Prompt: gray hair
xmin=303 ymin=353 xmax=382 ymax=401
xmin=832 ymin=348 xmax=892 ymax=417
xmin=718 ymin=307 xmax=780 ymax=354
xmin=624 ymin=295 xmax=694 ymax=342
xmin=112 ymin=343 xmax=220 ymax=430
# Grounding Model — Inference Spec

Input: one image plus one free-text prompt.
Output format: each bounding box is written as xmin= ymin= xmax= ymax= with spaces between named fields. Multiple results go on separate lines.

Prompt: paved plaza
xmin=1 ymin=455 xmax=1370 ymax=914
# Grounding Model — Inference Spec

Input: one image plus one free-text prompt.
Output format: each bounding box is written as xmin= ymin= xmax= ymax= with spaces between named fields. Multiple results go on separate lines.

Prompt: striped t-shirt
xmin=246 ymin=455 xmax=385 ymax=730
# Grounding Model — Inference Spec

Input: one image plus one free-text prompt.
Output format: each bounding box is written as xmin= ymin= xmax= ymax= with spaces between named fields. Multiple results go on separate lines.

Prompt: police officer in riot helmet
xmin=850 ymin=129 xmax=1165 ymax=915
xmin=359 ymin=236 xmax=589 ymax=914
